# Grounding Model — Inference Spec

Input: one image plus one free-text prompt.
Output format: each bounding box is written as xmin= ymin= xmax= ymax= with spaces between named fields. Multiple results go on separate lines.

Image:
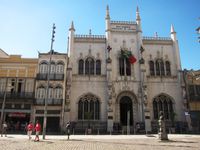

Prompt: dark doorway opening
xmin=6 ymin=113 xmax=30 ymax=133
xmin=35 ymin=117 xmax=60 ymax=133
xmin=120 ymin=96 xmax=133 ymax=126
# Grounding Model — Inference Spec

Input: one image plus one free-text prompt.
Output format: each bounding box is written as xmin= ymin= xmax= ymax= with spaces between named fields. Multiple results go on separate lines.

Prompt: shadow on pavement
xmin=159 ymin=139 xmax=197 ymax=144
xmin=85 ymin=139 xmax=197 ymax=149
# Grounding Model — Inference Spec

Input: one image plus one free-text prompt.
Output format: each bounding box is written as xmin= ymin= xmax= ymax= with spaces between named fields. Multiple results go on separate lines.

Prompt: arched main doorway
xmin=120 ymin=96 xmax=133 ymax=126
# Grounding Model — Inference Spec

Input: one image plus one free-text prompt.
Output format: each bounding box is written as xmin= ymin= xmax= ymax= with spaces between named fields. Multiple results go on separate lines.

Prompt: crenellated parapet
xmin=110 ymin=20 xmax=136 ymax=25
xmin=74 ymin=34 xmax=106 ymax=43
xmin=143 ymin=36 xmax=172 ymax=41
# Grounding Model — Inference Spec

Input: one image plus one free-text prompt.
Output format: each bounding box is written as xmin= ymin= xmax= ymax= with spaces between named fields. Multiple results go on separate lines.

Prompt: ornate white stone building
xmin=32 ymin=6 xmax=186 ymax=133
xmin=64 ymin=6 xmax=185 ymax=133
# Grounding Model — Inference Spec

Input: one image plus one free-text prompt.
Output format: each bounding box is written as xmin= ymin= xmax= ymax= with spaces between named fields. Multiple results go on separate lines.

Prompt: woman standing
xmin=34 ymin=120 xmax=41 ymax=142
xmin=27 ymin=121 xmax=34 ymax=140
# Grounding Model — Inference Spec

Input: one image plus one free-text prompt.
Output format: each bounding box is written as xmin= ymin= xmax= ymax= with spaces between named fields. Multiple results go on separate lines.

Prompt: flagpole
xmin=42 ymin=23 xmax=56 ymax=139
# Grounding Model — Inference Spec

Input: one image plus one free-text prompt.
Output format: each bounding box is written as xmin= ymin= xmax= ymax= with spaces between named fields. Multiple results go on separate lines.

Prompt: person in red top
xmin=27 ymin=121 xmax=34 ymax=140
xmin=34 ymin=120 xmax=41 ymax=141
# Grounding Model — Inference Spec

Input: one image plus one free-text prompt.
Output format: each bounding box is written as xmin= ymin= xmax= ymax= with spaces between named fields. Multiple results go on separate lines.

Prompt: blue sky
xmin=0 ymin=0 xmax=199 ymax=70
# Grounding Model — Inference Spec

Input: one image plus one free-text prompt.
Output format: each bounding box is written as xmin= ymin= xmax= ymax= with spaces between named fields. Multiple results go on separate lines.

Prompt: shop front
xmin=4 ymin=110 xmax=31 ymax=133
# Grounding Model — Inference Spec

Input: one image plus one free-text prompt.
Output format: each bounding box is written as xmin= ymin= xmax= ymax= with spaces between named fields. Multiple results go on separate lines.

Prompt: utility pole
xmin=196 ymin=17 xmax=200 ymax=43
xmin=0 ymin=78 xmax=8 ymax=133
xmin=42 ymin=23 xmax=56 ymax=139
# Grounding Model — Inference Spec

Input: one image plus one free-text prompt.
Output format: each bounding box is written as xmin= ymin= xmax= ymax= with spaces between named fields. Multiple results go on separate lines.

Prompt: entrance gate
xmin=120 ymin=96 xmax=133 ymax=126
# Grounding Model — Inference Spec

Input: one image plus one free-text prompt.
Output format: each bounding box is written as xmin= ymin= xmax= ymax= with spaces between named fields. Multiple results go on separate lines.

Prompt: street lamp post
xmin=42 ymin=23 xmax=56 ymax=140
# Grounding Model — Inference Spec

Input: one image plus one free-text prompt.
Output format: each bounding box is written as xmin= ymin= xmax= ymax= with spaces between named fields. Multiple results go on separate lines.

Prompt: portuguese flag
xmin=121 ymin=49 xmax=137 ymax=64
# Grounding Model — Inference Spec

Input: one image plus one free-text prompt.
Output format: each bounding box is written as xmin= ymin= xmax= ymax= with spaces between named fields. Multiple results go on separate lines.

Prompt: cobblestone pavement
xmin=0 ymin=134 xmax=199 ymax=150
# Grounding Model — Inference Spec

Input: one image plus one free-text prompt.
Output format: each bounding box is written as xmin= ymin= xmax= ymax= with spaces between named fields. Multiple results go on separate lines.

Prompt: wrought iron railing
xmin=0 ymin=92 xmax=34 ymax=99
xmin=143 ymin=36 xmax=172 ymax=41
xmin=36 ymin=73 xmax=64 ymax=80
xmin=34 ymin=98 xmax=63 ymax=105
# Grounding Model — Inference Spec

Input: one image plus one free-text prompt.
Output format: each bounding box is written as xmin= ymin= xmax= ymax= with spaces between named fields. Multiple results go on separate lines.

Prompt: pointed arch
xmin=96 ymin=59 xmax=101 ymax=75
xmin=165 ymin=61 xmax=171 ymax=76
xmin=78 ymin=59 xmax=84 ymax=75
xmin=119 ymin=57 xmax=131 ymax=76
xmin=152 ymin=93 xmax=175 ymax=120
xmin=116 ymin=91 xmax=138 ymax=126
xmin=78 ymin=93 xmax=100 ymax=120
xmin=116 ymin=91 xmax=138 ymax=104
xmin=50 ymin=61 xmax=56 ymax=74
xmin=56 ymin=61 xmax=64 ymax=74
xmin=155 ymin=59 xmax=160 ymax=76
xmin=85 ymin=57 xmax=95 ymax=75
xmin=39 ymin=61 xmax=48 ymax=74
xmin=149 ymin=60 xmax=155 ymax=76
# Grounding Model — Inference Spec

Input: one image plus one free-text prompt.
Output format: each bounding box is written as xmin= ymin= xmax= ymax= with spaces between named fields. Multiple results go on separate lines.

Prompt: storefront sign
xmin=8 ymin=112 xmax=26 ymax=118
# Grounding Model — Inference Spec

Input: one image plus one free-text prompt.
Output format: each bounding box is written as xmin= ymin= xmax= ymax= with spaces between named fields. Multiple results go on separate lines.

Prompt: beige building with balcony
xmin=33 ymin=51 xmax=67 ymax=132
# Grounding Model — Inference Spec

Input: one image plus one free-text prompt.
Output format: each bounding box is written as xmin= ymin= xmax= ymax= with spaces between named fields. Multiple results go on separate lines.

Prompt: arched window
xmin=37 ymin=86 xmax=45 ymax=99
xmin=39 ymin=61 xmax=48 ymax=74
xmin=54 ymin=86 xmax=63 ymax=99
xmin=96 ymin=60 xmax=101 ymax=75
xmin=78 ymin=94 xmax=100 ymax=120
xmin=85 ymin=58 xmax=94 ymax=75
xmin=149 ymin=61 xmax=155 ymax=76
xmin=119 ymin=57 xmax=131 ymax=76
xmin=126 ymin=58 xmax=131 ymax=76
xmin=50 ymin=61 xmax=56 ymax=74
xmin=119 ymin=57 xmax=125 ymax=76
xmin=155 ymin=59 xmax=165 ymax=76
xmin=160 ymin=60 xmax=165 ymax=76
xmin=153 ymin=94 xmax=174 ymax=120
xmin=56 ymin=61 xmax=64 ymax=74
xmin=155 ymin=60 xmax=161 ymax=76
xmin=165 ymin=61 xmax=171 ymax=76
xmin=47 ymin=85 xmax=54 ymax=104
xmin=78 ymin=59 xmax=84 ymax=75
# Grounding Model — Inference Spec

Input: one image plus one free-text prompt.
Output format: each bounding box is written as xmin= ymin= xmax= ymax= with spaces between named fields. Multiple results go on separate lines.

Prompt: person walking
xmin=34 ymin=120 xmax=41 ymax=142
xmin=27 ymin=121 xmax=34 ymax=140
xmin=1 ymin=121 xmax=8 ymax=137
xmin=66 ymin=122 xmax=71 ymax=140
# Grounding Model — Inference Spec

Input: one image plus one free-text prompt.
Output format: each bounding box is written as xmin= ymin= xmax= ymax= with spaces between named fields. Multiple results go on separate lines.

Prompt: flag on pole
xmin=129 ymin=55 xmax=137 ymax=64
xmin=120 ymin=49 xmax=137 ymax=64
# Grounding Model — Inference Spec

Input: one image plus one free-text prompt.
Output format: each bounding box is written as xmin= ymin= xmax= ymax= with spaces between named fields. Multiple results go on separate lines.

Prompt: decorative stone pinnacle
xmin=136 ymin=6 xmax=139 ymax=13
xmin=106 ymin=5 xmax=110 ymax=19
xmin=136 ymin=6 xmax=141 ymax=20
xmin=69 ymin=21 xmax=75 ymax=31
xmin=171 ymin=24 xmax=176 ymax=33
xmin=155 ymin=32 xmax=158 ymax=37
xmin=89 ymin=29 xmax=92 ymax=35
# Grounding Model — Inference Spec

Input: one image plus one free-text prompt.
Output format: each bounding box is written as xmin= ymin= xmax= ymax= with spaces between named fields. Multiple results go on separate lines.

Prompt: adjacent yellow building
xmin=0 ymin=49 xmax=38 ymax=132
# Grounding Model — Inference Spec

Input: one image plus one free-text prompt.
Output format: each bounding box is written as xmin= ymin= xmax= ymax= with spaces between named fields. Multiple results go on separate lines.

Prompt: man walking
xmin=66 ymin=122 xmax=71 ymax=140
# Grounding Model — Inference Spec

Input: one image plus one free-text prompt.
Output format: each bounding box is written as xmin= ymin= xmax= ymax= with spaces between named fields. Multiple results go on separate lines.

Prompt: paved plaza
xmin=0 ymin=134 xmax=199 ymax=150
